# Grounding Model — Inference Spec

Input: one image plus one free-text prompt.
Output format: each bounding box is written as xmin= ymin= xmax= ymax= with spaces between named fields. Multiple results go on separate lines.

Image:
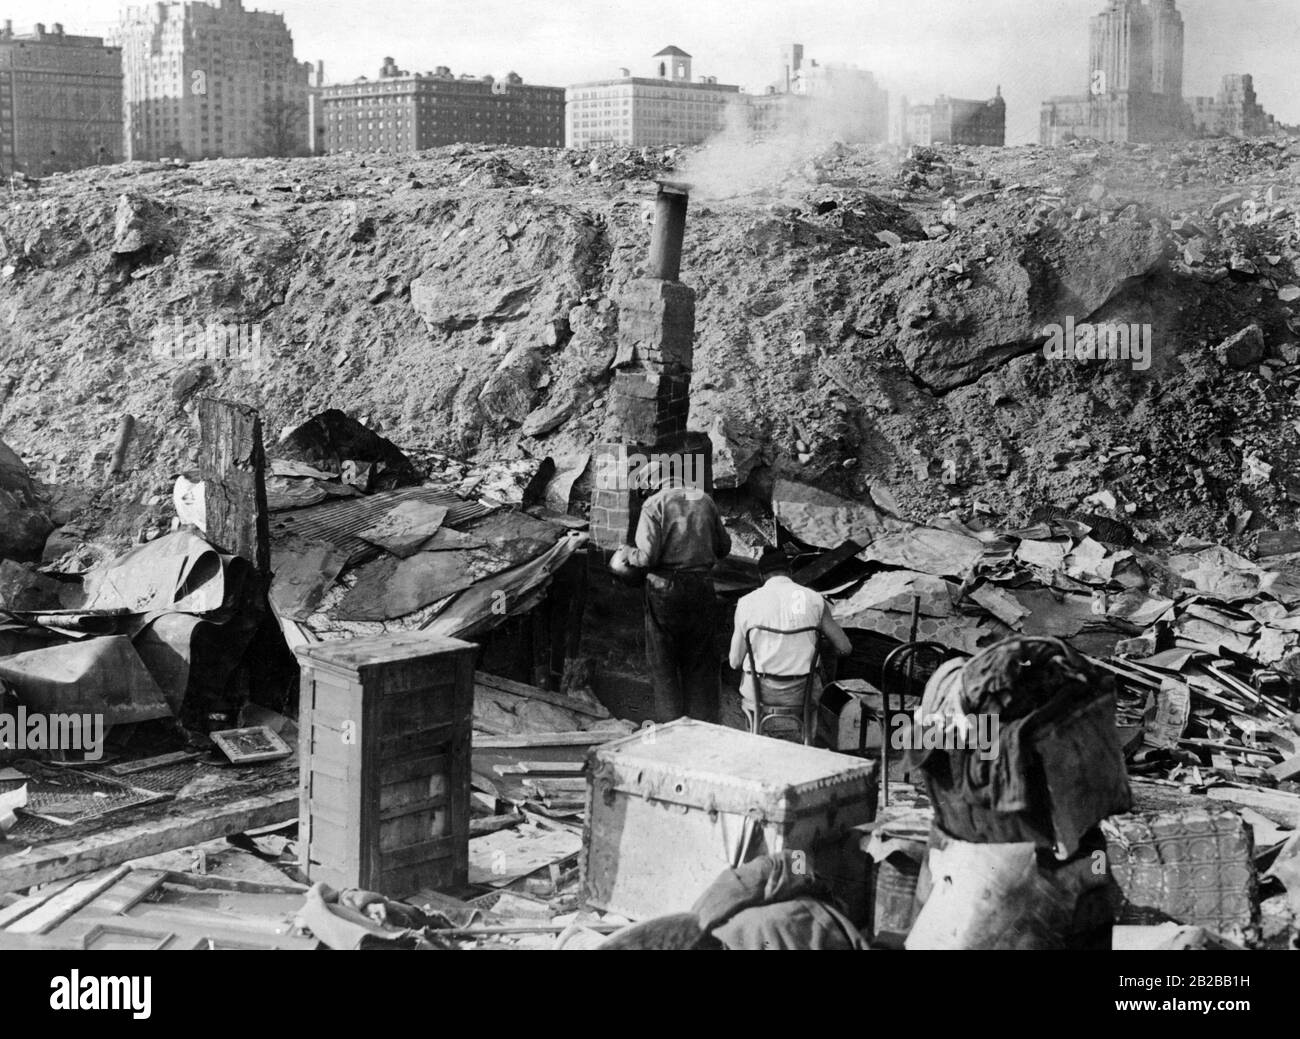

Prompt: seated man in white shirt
xmin=728 ymin=548 xmax=853 ymax=720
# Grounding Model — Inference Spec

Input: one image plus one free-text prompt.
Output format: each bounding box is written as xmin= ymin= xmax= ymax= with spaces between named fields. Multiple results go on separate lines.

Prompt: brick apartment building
xmin=114 ymin=0 xmax=309 ymax=161
xmin=566 ymin=46 xmax=743 ymax=149
xmin=321 ymin=58 xmax=564 ymax=153
xmin=0 ymin=21 xmax=123 ymax=177
xmin=905 ymin=89 xmax=1006 ymax=147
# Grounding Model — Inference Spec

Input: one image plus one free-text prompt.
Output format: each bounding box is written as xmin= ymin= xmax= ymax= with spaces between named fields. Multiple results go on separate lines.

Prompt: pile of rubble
xmin=2 ymin=137 xmax=1300 ymax=563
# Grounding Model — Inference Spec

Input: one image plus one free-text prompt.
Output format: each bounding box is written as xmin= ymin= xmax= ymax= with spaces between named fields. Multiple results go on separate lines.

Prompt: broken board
xmin=467 ymin=824 xmax=582 ymax=888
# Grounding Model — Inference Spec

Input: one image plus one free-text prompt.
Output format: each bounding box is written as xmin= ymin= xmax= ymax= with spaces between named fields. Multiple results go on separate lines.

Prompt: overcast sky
xmin=11 ymin=0 xmax=1300 ymax=144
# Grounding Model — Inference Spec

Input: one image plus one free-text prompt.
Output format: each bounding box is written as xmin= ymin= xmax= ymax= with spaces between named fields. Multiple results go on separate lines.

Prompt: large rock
xmin=408 ymin=200 xmax=595 ymax=336
xmin=0 ymin=558 xmax=62 ymax=610
xmin=1214 ymin=325 xmax=1265 ymax=369
xmin=0 ymin=492 xmax=54 ymax=561
xmin=411 ymin=276 xmax=540 ymax=332
xmin=707 ymin=414 xmax=763 ymax=490
xmin=479 ymin=346 xmax=543 ymax=426
xmin=0 ymin=438 xmax=34 ymax=500
xmin=892 ymin=221 xmax=1169 ymax=390
xmin=0 ymin=440 xmax=53 ymax=561
xmin=112 ymin=193 xmax=169 ymax=255
xmin=567 ymin=301 xmax=619 ymax=380
xmin=771 ymin=478 xmax=908 ymax=549
xmin=521 ymin=391 xmax=581 ymax=438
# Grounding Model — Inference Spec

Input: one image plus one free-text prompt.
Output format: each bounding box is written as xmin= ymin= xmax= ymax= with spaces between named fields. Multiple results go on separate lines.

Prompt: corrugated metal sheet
xmin=268 ymin=487 xmax=492 ymax=567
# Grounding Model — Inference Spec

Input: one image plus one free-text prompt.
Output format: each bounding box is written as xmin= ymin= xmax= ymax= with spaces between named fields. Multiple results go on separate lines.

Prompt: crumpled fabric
xmin=910 ymin=636 xmax=1131 ymax=856
xmin=294 ymin=883 xmax=466 ymax=950
xmin=907 ymin=827 xmax=1114 ymax=950
xmin=600 ymin=851 xmax=866 ymax=950
xmin=595 ymin=913 xmax=718 ymax=950
xmin=691 ymin=848 xmax=829 ymax=931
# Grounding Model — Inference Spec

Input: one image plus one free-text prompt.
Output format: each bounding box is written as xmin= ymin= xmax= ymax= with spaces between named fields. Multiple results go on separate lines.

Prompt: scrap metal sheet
xmin=858 ymin=527 xmax=987 ymax=578
xmin=0 ymin=635 xmax=172 ymax=723
xmin=337 ymin=549 xmax=508 ymax=622
xmin=269 ymin=537 xmax=350 ymax=621
xmin=268 ymin=487 xmax=489 ymax=566
xmin=423 ymin=532 xmax=588 ymax=640
xmin=335 ymin=512 xmax=568 ymax=622
xmin=358 ymin=501 xmax=449 ymax=558
xmin=76 ymin=530 xmax=233 ymax=615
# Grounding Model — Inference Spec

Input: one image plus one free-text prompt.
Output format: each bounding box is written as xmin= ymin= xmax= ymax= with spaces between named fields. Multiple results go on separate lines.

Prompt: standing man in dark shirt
xmin=614 ymin=477 xmax=731 ymax=722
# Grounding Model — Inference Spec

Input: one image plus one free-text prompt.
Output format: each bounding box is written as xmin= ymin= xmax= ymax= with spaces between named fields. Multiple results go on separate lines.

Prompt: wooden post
xmin=108 ymin=414 xmax=135 ymax=476
xmin=197 ymin=397 xmax=270 ymax=574
xmin=560 ymin=551 xmax=588 ymax=675
xmin=530 ymin=605 xmax=551 ymax=690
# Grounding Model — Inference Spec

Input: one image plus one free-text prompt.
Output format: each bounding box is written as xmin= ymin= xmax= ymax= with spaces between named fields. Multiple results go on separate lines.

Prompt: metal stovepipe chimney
xmin=648 ymin=181 xmax=690 ymax=281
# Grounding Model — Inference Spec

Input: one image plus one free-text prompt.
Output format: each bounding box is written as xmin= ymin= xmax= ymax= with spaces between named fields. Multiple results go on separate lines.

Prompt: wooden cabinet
xmin=296 ymin=633 xmax=476 ymax=898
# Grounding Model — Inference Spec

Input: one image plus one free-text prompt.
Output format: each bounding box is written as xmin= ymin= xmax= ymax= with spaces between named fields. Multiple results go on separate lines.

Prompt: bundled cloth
xmin=906 ymin=827 xmax=1116 ymax=950
xmin=599 ymin=852 xmax=866 ymax=951
xmin=295 ymin=884 xmax=473 ymax=950
xmin=907 ymin=635 xmax=1131 ymax=857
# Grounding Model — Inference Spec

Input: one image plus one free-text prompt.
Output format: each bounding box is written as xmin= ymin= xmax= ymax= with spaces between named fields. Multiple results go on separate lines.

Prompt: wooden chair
xmin=741 ymin=625 xmax=822 ymax=745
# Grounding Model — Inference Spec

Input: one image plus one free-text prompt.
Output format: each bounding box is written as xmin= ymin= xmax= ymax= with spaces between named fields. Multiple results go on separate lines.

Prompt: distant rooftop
xmin=654 ymin=45 xmax=691 ymax=58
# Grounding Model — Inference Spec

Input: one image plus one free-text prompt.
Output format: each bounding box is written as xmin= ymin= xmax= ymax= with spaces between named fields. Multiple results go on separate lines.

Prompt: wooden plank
xmin=473 ymin=731 xmax=621 ymax=749
xmin=156 ymin=871 xmax=306 ymax=895
xmin=1268 ymin=754 xmax=1300 ymax=782
xmin=793 ymin=539 xmax=863 ymax=587
xmin=382 ymin=834 xmax=460 ymax=871
xmin=0 ymin=876 xmax=79 ymax=929
xmin=1206 ymin=786 xmax=1300 ymax=827
xmin=108 ymin=751 xmax=205 ymax=777
xmin=493 ymin=761 xmax=585 ymax=776
xmin=474 ymin=671 xmax=609 ymax=720
xmin=475 ymin=684 xmax=588 ymax=729
xmin=522 ymin=778 xmax=587 ymax=796
xmin=379 ymin=794 xmax=447 ymax=822
xmin=7 ymin=865 xmax=132 ymax=934
xmin=95 ymin=870 xmax=167 ymax=915
xmin=198 ymin=396 xmax=271 ymax=573
xmin=0 ymin=789 xmax=297 ymax=894
xmin=469 ymin=814 xmax=523 ymax=837
xmin=274 ymin=607 xmax=319 ymax=652
xmin=433 ymin=922 xmax=623 ymax=936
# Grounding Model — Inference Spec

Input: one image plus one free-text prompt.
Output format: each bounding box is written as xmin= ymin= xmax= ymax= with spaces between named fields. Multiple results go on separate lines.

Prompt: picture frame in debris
xmin=81 ymin=923 xmax=177 ymax=951
xmin=209 ymin=726 xmax=294 ymax=765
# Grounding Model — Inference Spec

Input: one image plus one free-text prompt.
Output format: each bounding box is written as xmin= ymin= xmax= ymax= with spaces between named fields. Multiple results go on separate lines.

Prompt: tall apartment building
xmin=304 ymin=59 xmax=325 ymax=154
xmin=566 ymin=46 xmax=743 ymax=149
xmin=114 ymin=0 xmax=308 ymax=161
xmin=1042 ymin=0 xmax=1187 ymax=146
xmin=321 ymin=59 xmax=563 ymax=153
xmin=0 ymin=22 xmax=123 ymax=176
xmin=1189 ymin=74 xmax=1288 ymax=139
xmin=1148 ymin=0 xmax=1184 ymax=98
xmin=1042 ymin=0 xmax=1287 ymax=146
xmin=905 ymin=90 xmax=1006 ymax=147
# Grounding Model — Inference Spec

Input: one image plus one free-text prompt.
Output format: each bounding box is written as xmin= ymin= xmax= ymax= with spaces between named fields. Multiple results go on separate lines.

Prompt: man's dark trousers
xmin=644 ymin=571 xmax=719 ymax=722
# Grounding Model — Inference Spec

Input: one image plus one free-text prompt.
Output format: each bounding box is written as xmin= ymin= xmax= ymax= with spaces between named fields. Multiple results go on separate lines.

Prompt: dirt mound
xmin=1 ymin=136 xmax=1299 ymax=556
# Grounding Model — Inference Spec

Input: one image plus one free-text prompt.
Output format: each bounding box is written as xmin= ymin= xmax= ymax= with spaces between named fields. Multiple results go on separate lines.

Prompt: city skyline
xmin=1 ymin=0 xmax=1297 ymax=146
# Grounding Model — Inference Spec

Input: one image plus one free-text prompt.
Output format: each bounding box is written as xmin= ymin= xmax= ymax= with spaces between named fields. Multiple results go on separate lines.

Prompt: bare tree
xmin=259 ymin=98 xmax=308 ymax=158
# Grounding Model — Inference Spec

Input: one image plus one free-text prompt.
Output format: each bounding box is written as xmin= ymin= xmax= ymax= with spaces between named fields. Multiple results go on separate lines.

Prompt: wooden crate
xmin=296 ymin=633 xmax=476 ymax=898
xmin=583 ymin=718 xmax=877 ymax=921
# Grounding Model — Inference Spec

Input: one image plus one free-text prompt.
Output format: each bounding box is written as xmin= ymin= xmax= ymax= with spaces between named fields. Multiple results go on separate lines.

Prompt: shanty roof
xmin=654 ymin=45 xmax=691 ymax=57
